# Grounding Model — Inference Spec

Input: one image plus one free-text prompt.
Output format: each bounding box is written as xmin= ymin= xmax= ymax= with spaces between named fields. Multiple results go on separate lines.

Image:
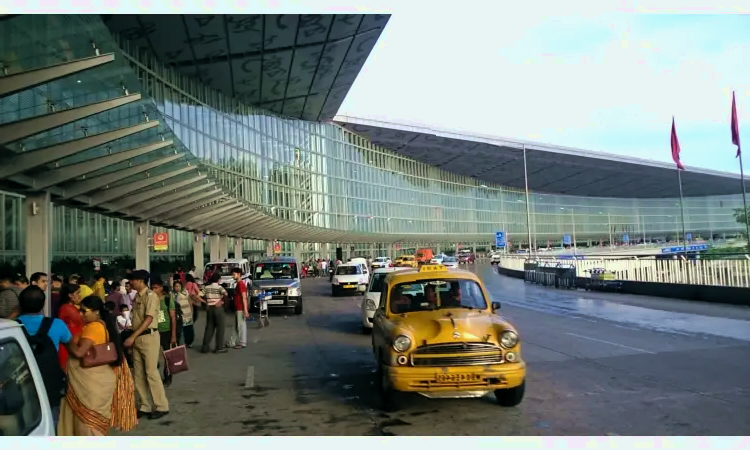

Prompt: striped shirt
xmin=203 ymin=283 xmax=227 ymax=306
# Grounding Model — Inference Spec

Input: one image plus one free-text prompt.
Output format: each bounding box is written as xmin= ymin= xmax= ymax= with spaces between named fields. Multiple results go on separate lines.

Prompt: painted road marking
xmin=245 ymin=365 xmax=255 ymax=388
xmin=565 ymin=332 xmax=657 ymax=354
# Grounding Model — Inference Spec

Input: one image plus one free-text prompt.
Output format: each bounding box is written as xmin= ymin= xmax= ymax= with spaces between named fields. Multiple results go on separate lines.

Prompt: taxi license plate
xmin=267 ymin=299 xmax=284 ymax=305
xmin=344 ymin=284 xmax=355 ymax=288
xmin=435 ymin=373 xmax=481 ymax=383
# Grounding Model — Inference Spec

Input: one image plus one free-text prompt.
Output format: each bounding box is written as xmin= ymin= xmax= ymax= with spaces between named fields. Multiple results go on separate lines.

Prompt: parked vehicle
xmin=415 ymin=248 xmax=435 ymax=265
xmin=248 ymin=256 xmax=303 ymax=315
xmin=360 ymin=267 xmax=411 ymax=333
xmin=0 ymin=319 xmax=56 ymax=436
xmin=370 ymin=265 xmax=525 ymax=410
xmin=332 ymin=261 xmax=370 ymax=296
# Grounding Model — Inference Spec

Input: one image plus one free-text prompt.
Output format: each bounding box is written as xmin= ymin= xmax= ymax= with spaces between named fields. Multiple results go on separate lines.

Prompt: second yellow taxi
xmin=370 ymin=264 xmax=526 ymax=410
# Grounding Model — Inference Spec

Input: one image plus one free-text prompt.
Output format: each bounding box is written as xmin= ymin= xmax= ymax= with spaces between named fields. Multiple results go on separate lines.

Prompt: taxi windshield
xmin=443 ymin=256 xmax=457 ymax=262
xmin=337 ymin=265 xmax=362 ymax=275
xmin=389 ymin=279 xmax=487 ymax=314
xmin=375 ymin=257 xmax=389 ymax=263
xmin=254 ymin=262 xmax=297 ymax=280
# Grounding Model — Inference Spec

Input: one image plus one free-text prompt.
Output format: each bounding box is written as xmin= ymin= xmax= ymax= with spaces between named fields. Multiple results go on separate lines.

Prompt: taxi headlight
xmin=366 ymin=299 xmax=377 ymax=310
xmin=500 ymin=330 xmax=519 ymax=348
xmin=288 ymin=287 xmax=300 ymax=296
xmin=393 ymin=335 xmax=411 ymax=353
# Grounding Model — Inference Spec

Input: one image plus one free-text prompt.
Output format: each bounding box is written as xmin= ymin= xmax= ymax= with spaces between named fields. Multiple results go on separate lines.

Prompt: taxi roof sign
xmin=419 ymin=264 xmax=447 ymax=273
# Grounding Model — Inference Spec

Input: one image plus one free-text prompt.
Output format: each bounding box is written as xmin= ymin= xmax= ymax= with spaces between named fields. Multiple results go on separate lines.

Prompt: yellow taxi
xmin=371 ymin=264 xmax=525 ymax=409
xmin=395 ymin=255 xmax=418 ymax=268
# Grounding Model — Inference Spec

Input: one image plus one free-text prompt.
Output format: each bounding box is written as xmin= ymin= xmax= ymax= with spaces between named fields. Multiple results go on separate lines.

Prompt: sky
xmin=337 ymin=6 xmax=750 ymax=174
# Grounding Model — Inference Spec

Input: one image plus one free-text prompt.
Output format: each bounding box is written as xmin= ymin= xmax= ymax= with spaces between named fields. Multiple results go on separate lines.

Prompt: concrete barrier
xmin=496 ymin=267 xmax=750 ymax=307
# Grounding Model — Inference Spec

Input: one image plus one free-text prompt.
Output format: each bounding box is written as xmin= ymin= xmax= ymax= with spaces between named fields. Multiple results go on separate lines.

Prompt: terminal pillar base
xmin=209 ymin=235 xmax=220 ymax=261
xmin=193 ymin=232 xmax=204 ymax=279
xmin=25 ymin=192 xmax=52 ymax=315
xmin=135 ymin=221 xmax=150 ymax=272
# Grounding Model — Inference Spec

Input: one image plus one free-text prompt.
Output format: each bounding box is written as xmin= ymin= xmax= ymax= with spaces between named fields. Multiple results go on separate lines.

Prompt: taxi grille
xmin=411 ymin=354 xmax=503 ymax=367
xmin=414 ymin=343 xmax=499 ymax=355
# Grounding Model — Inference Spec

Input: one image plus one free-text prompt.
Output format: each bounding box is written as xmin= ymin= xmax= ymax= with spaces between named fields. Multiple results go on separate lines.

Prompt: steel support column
xmin=219 ymin=236 xmax=229 ymax=260
xmin=135 ymin=221 xmax=150 ymax=272
xmin=25 ymin=192 xmax=52 ymax=316
xmin=234 ymin=238 xmax=243 ymax=259
xmin=209 ymin=235 xmax=220 ymax=262
xmin=193 ymin=232 xmax=204 ymax=279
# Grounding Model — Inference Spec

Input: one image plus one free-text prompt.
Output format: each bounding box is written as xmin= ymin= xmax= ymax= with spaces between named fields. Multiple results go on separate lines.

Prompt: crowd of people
xmin=0 ymin=265 xmax=249 ymax=436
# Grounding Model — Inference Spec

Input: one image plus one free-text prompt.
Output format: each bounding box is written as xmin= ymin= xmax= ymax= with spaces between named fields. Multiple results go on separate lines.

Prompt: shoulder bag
xmin=81 ymin=322 xmax=119 ymax=368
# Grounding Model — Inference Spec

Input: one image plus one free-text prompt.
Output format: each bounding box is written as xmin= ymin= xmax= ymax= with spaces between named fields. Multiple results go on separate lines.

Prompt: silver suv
xmin=249 ymin=256 xmax=303 ymax=315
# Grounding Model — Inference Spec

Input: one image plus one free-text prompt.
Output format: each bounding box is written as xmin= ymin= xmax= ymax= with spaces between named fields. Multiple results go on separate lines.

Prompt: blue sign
xmin=622 ymin=233 xmax=629 ymax=244
xmin=686 ymin=232 xmax=692 ymax=241
xmin=660 ymin=244 xmax=709 ymax=254
xmin=557 ymin=255 xmax=585 ymax=260
xmin=495 ymin=231 xmax=506 ymax=248
xmin=562 ymin=234 xmax=572 ymax=245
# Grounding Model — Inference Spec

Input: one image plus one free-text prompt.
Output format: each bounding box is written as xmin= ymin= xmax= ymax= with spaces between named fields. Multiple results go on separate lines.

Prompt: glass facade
xmin=0 ymin=14 xmax=745 ymax=265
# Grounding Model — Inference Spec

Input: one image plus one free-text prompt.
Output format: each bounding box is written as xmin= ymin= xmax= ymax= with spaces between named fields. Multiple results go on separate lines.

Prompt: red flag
xmin=731 ymin=91 xmax=741 ymax=157
xmin=671 ymin=117 xmax=685 ymax=170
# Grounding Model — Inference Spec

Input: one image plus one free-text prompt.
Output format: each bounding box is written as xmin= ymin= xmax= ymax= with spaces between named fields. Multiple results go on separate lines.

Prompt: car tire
xmin=332 ymin=287 xmax=337 ymax=297
xmin=494 ymin=380 xmax=525 ymax=407
xmin=362 ymin=325 xmax=372 ymax=335
xmin=376 ymin=359 xmax=398 ymax=412
xmin=294 ymin=299 xmax=303 ymax=315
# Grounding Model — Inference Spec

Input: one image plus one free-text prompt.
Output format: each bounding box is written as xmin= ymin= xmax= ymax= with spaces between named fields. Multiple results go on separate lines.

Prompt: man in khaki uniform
xmin=123 ymin=270 xmax=169 ymax=419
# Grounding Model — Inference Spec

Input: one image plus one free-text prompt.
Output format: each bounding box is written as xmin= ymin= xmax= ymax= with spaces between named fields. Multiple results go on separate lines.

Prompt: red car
xmin=457 ymin=252 xmax=475 ymax=264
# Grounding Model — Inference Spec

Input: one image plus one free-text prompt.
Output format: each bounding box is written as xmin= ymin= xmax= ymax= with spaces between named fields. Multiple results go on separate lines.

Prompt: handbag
xmin=81 ymin=323 xmax=118 ymax=368
xmin=162 ymin=344 xmax=190 ymax=376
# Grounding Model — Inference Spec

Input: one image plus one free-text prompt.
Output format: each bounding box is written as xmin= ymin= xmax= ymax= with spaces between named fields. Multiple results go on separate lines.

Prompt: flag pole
xmin=732 ymin=91 xmax=750 ymax=247
xmin=522 ymin=144 xmax=534 ymax=257
xmin=676 ymin=169 xmax=688 ymax=257
xmin=739 ymin=155 xmax=749 ymax=246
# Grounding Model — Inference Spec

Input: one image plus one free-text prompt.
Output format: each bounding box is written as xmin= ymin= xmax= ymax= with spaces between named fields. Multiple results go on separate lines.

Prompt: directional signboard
xmin=495 ymin=231 xmax=506 ymax=248
xmin=622 ymin=233 xmax=629 ymax=244
xmin=562 ymin=234 xmax=572 ymax=245
xmin=686 ymin=232 xmax=692 ymax=241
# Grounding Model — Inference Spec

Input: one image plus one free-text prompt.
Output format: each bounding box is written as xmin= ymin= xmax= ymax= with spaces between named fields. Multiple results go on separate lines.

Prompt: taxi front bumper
xmin=386 ymin=361 xmax=526 ymax=396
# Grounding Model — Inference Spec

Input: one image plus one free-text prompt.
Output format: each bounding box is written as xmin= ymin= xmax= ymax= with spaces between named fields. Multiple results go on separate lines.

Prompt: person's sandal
xmin=214 ymin=348 xmax=228 ymax=354
xmin=233 ymin=345 xmax=244 ymax=349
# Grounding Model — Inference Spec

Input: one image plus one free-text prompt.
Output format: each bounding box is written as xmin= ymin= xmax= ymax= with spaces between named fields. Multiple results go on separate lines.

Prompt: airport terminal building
xmin=0 ymin=14 xmax=745 ymax=271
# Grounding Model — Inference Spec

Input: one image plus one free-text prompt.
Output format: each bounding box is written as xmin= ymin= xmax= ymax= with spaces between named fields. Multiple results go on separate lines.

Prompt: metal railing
xmin=497 ymin=256 xmax=750 ymax=288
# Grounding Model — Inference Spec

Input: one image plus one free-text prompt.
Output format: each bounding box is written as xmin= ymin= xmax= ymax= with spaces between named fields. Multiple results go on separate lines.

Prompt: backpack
xmin=17 ymin=317 xmax=67 ymax=408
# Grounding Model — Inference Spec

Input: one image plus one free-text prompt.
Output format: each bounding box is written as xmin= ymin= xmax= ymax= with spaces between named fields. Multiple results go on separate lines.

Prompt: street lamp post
xmin=608 ymin=212 xmax=613 ymax=252
xmin=561 ymin=207 xmax=577 ymax=255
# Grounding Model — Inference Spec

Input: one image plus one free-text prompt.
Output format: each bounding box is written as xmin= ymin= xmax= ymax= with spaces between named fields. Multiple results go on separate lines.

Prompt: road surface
xmin=119 ymin=265 xmax=750 ymax=436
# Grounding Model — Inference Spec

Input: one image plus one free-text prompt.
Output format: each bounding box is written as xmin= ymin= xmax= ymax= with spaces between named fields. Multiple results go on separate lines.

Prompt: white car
xmin=490 ymin=253 xmax=502 ymax=265
xmin=360 ymin=267 xmax=411 ymax=332
xmin=332 ymin=262 xmax=370 ymax=296
xmin=0 ymin=319 xmax=56 ymax=436
xmin=442 ymin=256 xmax=459 ymax=269
xmin=371 ymin=256 xmax=392 ymax=270
xmin=430 ymin=254 xmax=446 ymax=264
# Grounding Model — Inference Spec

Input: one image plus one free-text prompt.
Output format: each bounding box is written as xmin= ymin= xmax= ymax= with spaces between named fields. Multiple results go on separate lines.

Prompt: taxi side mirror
xmin=491 ymin=301 xmax=501 ymax=311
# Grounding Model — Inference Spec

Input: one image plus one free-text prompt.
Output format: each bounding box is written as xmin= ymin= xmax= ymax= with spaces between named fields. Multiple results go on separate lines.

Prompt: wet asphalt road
xmin=120 ymin=264 xmax=750 ymax=436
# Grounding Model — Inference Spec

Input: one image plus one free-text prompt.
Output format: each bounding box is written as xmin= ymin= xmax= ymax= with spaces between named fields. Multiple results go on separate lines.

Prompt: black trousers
xmin=182 ymin=324 xmax=195 ymax=347
xmin=202 ymin=305 xmax=225 ymax=352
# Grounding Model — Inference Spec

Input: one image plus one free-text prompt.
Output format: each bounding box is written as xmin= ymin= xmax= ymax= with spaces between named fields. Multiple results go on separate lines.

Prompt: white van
xmin=332 ymin=261 xmax=370 ymax=296
xmin=202 ymin=258 xmax=252 ymax=290
xmin=0 ymin=319 xmax=55 ymax=436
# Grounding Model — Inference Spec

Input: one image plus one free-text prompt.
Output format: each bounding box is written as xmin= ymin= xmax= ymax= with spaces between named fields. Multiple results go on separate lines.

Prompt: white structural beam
xmin=218 ymin=236 xmax=229 ymax=260
xmin=62 ymin=153 xmax=185 ymax=199
xmin=128 ymin=181 xmax=216 ymax=218
xmin=193 ymin=233 xmax=204 ymax=278
xmin=0 ymin=121 xmax=158 ymax=179
xmin=101 ymin=175 xmax=207 ymax=211
xmin=86 ymin=165 xmax=197 ymax=206
xmin=140 ymin=188 xmax=223 ymax=221
xmin=33 ymin=139 xmax=174 ymax=190
xmin=0 ymin=52 xmax=115 ymax=97
xmin=0 ymin=93 xmax=142 ymax=145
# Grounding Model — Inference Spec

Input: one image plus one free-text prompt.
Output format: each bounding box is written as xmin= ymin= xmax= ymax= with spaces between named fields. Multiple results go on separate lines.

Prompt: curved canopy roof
xmin=102 ymin=14 xmax=390 ymax=121
xmin=333 ymin=116 xmax=744 ymax=199
xmin=0 ymin=32 xmax=485 ymax=245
